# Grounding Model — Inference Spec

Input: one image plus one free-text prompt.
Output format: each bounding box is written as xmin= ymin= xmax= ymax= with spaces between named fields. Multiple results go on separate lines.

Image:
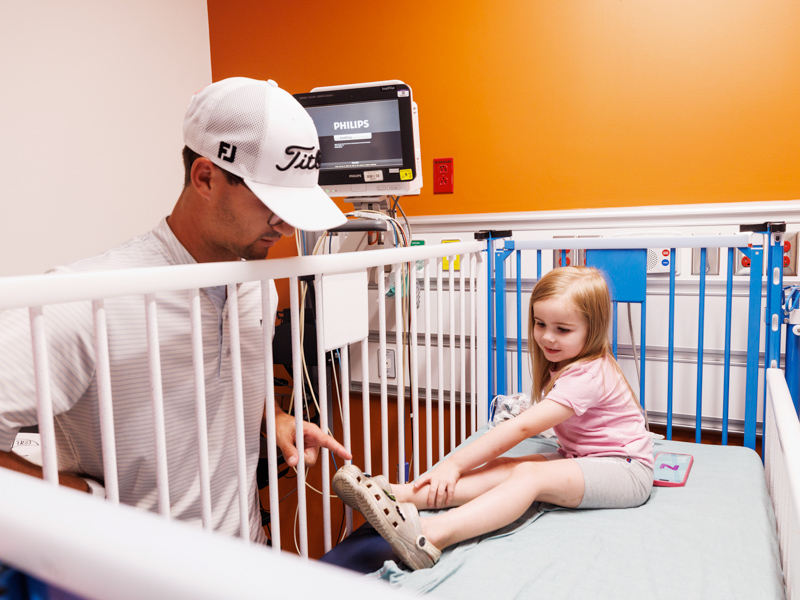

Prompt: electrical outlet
xmin=552 ymin=235 xmax=600 ymax=268
xmin=379 ymin=348 xmax=396 ymax=379
xmin=552 ymin=248 xmax=585 ymax=268
xmin=734 ymin=248 xmax=751 ymax=276
xmin=691 ymin=247 xmax=720 ymax=276
xmin=734 ymin=246 xmax=763 ymax=276
xmin=433 ymin=158 xmax=454 ymax=194
xmin=734 ymin=234 xmax=798 ymax=276
xmin=783 ymin=232 xmax=798 ymax=276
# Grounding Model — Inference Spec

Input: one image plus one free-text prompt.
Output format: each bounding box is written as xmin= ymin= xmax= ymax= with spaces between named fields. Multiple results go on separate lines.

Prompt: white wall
xmin=0 ymin=1 xmax=212 ymax=276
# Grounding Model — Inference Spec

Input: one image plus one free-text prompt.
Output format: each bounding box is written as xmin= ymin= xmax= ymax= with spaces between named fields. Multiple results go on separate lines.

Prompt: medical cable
xmin=627 ymin=304 xmax=641 ymax=384
xmin=626 ymin=304 xmax=650 ymax=429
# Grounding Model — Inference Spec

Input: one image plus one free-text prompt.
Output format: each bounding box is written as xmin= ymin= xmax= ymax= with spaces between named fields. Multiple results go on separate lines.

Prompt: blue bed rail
xmin=782 ymin=285 xmax=800 ymax=412
xmin=485 ymin=223 xmax=789 ymax=451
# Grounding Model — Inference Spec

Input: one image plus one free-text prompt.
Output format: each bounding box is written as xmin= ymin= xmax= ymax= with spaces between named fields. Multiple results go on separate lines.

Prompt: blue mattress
xmin=323 ymin=432 xmax=784 ymax=599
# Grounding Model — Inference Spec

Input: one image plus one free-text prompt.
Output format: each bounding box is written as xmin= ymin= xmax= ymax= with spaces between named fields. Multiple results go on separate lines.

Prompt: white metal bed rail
xmin=0 ymin=240 xmax=485 ymax=559
xmin=765 ymin=368 xmax=800 ymax=599
xmin=0 ymin=467 xmax=413 ymax=600
xmin=0 ymin=243 xmax=481 ymax=310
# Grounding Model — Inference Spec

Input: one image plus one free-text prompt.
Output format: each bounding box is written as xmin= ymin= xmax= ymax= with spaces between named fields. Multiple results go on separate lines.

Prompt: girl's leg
xmin=421 ymin=458 xmax=585 ymax=550
xmin=392 ymin=454 xmax=548 ymax=509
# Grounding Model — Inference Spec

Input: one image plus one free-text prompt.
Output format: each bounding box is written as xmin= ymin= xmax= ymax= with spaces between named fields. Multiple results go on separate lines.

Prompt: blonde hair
xmin=528 ymin=266 xmax=638 ymax=405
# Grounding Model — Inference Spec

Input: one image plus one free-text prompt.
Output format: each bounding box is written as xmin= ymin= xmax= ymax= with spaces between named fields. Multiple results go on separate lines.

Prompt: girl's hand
xmin=413 ymin=460 xmax=462 ymax=509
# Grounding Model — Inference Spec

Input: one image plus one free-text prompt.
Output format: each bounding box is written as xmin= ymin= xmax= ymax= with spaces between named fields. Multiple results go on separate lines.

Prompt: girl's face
xmin=532 ymin=296 xmax=589 ymax=370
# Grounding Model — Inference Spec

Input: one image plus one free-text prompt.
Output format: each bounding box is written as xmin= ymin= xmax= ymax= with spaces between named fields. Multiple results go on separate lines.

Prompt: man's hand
xmin=0 ymin=449 xmax=91 ymax=493
xmin=274 ymin=407 xmax=352 ymax=468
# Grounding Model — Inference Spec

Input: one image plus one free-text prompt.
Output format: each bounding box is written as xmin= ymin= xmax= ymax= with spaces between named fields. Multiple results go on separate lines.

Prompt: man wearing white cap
xmin=174 ymin=76 xmax=347 ymax=260
xmin=172 ymin=76 xmax=351 ymax=472
xmin=0 ymin=78 xmax=350 ymax=543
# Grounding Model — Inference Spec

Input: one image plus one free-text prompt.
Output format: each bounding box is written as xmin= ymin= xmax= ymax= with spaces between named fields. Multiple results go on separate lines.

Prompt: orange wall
xmin=207 ymin=0 xmax=800 ymax=220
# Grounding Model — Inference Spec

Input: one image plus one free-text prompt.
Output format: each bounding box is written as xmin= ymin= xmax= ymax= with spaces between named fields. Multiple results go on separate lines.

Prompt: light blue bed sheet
xmin=372 ymin=433 xmax=784 ymax=599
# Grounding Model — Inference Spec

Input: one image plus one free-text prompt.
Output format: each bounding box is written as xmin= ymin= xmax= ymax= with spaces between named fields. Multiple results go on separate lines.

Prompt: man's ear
xmin=190 ymin=157 xmax=216 ymax=199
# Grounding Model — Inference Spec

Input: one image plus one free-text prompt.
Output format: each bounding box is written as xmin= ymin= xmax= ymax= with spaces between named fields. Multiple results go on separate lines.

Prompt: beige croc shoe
xmin=357 ymin=497 xmax=441 ymax=570
xmin=332 ymin=464 xmax=392 ymax=511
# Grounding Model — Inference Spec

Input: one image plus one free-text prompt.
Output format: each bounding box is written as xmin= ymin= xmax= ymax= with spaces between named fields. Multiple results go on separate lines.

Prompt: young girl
xmin=333 ymin=266 xmax=653 ymax=570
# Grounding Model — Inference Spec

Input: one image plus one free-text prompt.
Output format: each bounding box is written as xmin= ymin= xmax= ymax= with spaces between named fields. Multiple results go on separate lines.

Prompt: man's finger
xmin=303 ymin=445 xmax=321 ymax=467
xmin=274 ymin=412 xmax=299 ymax=467
xmin=281 ymin=445 xmax=298 ymax=468
xmin=303 ymin=424 xmax=352 ymax=460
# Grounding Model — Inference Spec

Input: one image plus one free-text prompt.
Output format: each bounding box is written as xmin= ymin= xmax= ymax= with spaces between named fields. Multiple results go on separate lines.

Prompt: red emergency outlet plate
xmin=433 ymin=158 xmax=454 ymax=194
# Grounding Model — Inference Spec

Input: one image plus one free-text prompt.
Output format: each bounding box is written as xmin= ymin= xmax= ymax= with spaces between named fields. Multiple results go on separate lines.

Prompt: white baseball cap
xmin=183 ymin=77 xmax=347 ymax=232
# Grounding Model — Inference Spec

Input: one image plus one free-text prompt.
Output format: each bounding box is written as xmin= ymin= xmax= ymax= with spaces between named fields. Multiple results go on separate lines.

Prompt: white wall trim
xmin=407 ymin=199 xmax=800 ymax=234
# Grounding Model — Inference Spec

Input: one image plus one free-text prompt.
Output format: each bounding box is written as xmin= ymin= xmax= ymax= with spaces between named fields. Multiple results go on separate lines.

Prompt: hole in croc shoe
xmin=384 ymin=508 xmax=390 ymax=515
xmin=375 ymin=495 xmax=381 ymax=501
xmin=392 ymin=522 xmax=398 ymax=527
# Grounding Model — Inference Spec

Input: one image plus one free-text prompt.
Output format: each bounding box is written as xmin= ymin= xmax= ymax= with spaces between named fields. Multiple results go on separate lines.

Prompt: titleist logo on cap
xmin=217 ymin=141 xmax=321 ymax=174
xmin=276 ymin=145 xmax=321 ymax=172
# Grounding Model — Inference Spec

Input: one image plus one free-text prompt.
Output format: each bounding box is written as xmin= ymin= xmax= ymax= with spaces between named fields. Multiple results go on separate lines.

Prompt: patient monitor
xmin=295 ymin=80 xmax=422 ymax=261
xmin=294 ymin=80 xmax=422 ymax=200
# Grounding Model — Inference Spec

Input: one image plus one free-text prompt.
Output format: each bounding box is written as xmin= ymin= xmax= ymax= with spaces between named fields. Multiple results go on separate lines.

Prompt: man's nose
xmin=274 ymin=220 xmax=295 ymax=237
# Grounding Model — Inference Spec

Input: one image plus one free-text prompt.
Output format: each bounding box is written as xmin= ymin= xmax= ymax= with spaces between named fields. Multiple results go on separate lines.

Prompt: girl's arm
xmin=413 ymin=399 xmax=575 ymax=507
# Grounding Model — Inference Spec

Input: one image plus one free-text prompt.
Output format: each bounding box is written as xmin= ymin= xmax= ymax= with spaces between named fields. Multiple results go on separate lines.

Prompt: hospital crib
xmin=1 ymin=225 xmax=800 ymax=599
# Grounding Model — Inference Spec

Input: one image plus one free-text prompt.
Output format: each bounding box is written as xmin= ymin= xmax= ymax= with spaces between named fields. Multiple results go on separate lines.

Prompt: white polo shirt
xmin=0 ymin=218 xmax=277 ymax=543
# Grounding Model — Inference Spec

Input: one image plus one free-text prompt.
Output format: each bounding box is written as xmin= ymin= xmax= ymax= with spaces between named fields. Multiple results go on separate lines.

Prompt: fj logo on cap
xmin=276 ymin=145 xmax=321 ymax=172
xmin=218 ymin=142 xmax=237 ymax=163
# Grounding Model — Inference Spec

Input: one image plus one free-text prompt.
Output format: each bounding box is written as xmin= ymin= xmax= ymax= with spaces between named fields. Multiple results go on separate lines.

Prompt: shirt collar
xmin=153 ymin=217 xmax=197 ymax=267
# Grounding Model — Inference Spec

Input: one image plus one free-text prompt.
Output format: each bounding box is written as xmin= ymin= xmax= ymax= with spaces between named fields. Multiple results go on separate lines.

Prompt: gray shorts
xmin=543 ymin=453 xmax=653 ymax=509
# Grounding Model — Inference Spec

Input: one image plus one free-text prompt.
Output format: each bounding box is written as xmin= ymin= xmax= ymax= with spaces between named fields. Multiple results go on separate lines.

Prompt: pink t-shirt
xmin=546 ymin=356 xmax=654 ymax=468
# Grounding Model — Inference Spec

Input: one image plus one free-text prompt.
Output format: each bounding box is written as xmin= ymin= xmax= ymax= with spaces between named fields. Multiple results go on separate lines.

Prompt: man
xmin=0 ymin=77 xmax=351 ymax=543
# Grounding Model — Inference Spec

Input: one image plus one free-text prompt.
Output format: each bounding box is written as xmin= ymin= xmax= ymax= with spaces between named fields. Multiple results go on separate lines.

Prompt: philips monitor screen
xmin=294 ymin=81 xmax=421 ymax=198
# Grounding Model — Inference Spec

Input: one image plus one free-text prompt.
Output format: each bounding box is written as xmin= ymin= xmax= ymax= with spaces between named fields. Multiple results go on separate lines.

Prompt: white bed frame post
xmin=475 ymin=243 xmax=489 ymax=428
xmin=765 ymin=368 xmax=800 ymax=599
